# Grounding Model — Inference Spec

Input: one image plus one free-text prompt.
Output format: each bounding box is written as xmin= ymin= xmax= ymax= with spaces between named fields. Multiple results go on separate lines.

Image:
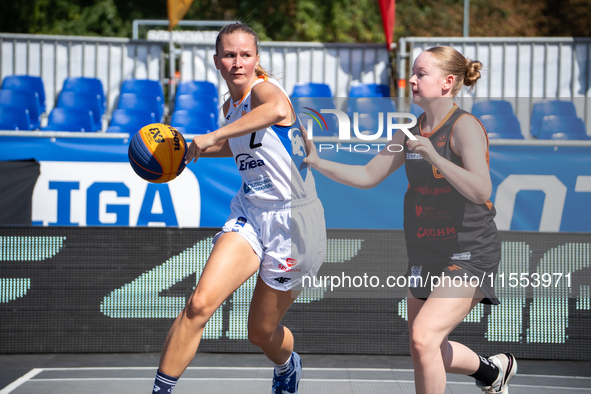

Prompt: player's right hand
xmin=186 ymin=133 xmax=216 ymax=164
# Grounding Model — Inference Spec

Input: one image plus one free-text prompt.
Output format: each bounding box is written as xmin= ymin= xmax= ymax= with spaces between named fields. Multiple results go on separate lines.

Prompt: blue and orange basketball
xmin=128 ymin=123 xmax=187 ymax=183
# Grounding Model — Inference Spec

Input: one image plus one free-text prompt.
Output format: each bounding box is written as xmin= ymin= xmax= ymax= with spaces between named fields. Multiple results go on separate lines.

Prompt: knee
xmin=184 ymin=293 xmax=217 ymax=321
xmin=409 ymin=329 xmax=438 ymax=358
xmin=247 ymin=324 xmax=276 ymax=348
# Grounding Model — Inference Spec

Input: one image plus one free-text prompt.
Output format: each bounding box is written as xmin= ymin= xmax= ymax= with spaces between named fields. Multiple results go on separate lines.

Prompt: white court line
xmin=32 ymin=366 xmax=591 ymax=379
xmin=4 ymin=366 xmax=591 ymax=394
xmin=23 ymin=378 xmax=591 ymax=390
xmin=0 ymin=369 xmax=43 ymax=394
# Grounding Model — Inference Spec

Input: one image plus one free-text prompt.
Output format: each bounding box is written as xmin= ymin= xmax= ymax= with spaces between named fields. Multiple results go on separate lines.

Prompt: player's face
xmin=215 ymin=32 xmax=259 ymax=90
xmin=409 ymin=52 xmax=449 ymax=102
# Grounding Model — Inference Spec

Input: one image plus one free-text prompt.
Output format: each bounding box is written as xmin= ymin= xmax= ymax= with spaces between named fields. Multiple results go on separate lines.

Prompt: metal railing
xmin=396 ymin=37 xmax=591 ymax=137
xmin=0 ymin=33 xmax=165 ymax=119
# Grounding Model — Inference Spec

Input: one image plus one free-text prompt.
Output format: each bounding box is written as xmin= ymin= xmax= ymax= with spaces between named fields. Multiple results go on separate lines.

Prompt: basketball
xmin=128 ymin=123 xmax=187 ymax=183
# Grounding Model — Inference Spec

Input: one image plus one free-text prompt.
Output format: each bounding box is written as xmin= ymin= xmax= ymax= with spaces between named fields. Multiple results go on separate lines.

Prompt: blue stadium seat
xmin=120 ymin=79 xmax=164 ymax=120
xmin=349 ymin=83 xmax=390 ymax=98
xmin=2 ymin=75 xmax=47 ymax=113
xmin=42 ymin=107 xmax=94 ymax=132
xmin=530 ymin=100 xmax=578 ymax=138
xmin=57 ymin=91 xmax=103 ymax=131
xmin=291 ymin=82 xmax=332 ymax=98
xmin=292 ymin=96 xmax=338 ymax=137
xmin=117 ymin=93 xmax=163 ymax=123
xmin=107 ymin=108 xmax=156 ymax=136
xmin=479 ymin=114 xmax=524 ymax=139
xmin=538 ymin=115 xmax=590 ymax=140
xmin=471 ymin=100 xmax=514 ymax=118
xmin=62 ymin=77 xmax=106 ymax=115
xmin=176 ymin=80 xmax=218 ymax=101
xmin=174 ymin=94 xmax=219 ymax=123
xmin=171 ymin=110 xmax=216 ymax=135
xmin=0 ymin=105 xmax=31 ymax=131
xmin=0 ymin=89 xmax=42 ymax=130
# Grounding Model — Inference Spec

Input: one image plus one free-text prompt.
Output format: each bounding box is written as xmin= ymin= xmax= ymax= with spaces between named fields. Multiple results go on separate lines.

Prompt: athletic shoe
xmin=476 ymin=353 xmax=518 ymax=394
xmin=272 ymin=352 xmax=302 ymax=394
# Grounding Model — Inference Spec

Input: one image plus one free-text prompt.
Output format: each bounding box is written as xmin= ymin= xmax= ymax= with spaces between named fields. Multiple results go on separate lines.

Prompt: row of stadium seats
xmin=1 ymin=76 xmax=589 ymax=140
xmin=290 ymin=82 xmax=590 ymax=140
xmin=470 ymin=99 xmax=590 ymax=140
xmin=0 ymin=75 xmax=223 ymax=135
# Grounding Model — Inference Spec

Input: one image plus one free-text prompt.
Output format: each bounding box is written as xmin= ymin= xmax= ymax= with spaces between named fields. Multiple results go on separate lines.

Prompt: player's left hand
xmin=186 ymin=133 xmax=217 ymax=164
xmin=406 ymin=135 xmax=439 ymax=165
xmin=301 ymin=127 xmax=320 ymax=167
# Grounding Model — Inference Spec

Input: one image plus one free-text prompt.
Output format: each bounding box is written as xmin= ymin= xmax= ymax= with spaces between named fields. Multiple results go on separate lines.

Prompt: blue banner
xmin=1 ymin=135 xmax=590 ymax=231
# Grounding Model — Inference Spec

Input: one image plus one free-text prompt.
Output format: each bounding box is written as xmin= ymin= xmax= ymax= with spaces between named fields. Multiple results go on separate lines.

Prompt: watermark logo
xmin=303 ymin=107 xmax=329 ymax=133
xmin=304 ymin=108 xmax=418 ymax=141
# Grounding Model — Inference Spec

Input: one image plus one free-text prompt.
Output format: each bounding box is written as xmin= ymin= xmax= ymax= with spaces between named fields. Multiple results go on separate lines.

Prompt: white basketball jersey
xmin=224 ymin=77 xmax=316 ymax=202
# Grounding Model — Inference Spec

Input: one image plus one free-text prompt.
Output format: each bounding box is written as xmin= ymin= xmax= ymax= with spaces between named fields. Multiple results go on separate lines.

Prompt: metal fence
xmin=0 ymin=33 xmax=165 ymax=117
xmin=178 ymin=41 xmax=391 ymax=104
xmin=396 ymin=37 xmax=591 ymax=137
xmin=3 ymin=33 xmax=591 ymax=137
xmin=0 ymin=33 xmax=391 ymax=121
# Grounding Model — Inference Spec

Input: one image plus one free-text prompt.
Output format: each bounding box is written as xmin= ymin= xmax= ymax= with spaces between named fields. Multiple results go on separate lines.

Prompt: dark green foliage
xmin=0 ymin=0 xmax=588 ymax=41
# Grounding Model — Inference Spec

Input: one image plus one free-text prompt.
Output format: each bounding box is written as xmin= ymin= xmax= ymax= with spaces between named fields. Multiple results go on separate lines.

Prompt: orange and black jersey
xmin=402 ymin=104 xmax=501 ymax=265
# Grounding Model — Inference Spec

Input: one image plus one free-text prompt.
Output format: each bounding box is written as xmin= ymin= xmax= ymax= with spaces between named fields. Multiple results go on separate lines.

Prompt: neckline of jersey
xmin=419 ymin=103 xmax=458 ymax=138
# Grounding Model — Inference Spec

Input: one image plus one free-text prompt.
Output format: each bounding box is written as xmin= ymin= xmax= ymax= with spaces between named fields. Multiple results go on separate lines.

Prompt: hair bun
xmin=464 ymin=59 xmax=482 ymax=88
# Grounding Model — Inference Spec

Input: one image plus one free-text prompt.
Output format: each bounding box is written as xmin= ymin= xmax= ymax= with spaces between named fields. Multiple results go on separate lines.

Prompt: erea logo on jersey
xmin=236 ymin=153 xmax=266 ymax=171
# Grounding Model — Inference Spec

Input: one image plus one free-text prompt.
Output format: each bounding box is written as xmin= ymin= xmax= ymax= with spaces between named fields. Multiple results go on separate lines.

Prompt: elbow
xmin=359 ymin=180 xmax=379 ymax=190
xmin=473 ymin=187 xmax=492 ymax=205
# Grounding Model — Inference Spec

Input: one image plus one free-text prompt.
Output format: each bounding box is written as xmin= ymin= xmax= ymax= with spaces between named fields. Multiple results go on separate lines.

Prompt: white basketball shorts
xmin=213 ymin=191 xmax=326 ymax=291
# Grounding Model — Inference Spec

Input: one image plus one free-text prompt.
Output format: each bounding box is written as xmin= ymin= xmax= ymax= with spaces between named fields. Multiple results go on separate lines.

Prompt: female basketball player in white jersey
xmin=150 ymin=23 xmax=326 ymax=394
xmin=302 ymin=46 xmax=516 ymax=394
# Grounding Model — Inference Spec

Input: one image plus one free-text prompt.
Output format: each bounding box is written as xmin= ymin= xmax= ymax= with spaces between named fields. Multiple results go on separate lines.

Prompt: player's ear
xmin=213 ymin=54 xmax=220 ymax=70
xmin=442 ymin=74 xmax=454 ymax=91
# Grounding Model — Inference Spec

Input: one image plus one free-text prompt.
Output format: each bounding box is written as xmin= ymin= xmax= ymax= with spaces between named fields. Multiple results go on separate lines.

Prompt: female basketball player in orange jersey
xmin=303 ymin=46 xmax=516 ymax=394
xmin=150 ymin=23 xmax=326 ymax=394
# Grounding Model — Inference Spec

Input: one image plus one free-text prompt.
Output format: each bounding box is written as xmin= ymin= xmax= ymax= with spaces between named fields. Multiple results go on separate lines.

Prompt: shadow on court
xmin=1 ymin=353 xmax=590 ymax=394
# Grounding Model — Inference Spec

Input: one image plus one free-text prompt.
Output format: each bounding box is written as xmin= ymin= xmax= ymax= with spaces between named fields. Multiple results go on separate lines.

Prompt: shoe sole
xmin=499 ymin=353 xmax=518 ymax=394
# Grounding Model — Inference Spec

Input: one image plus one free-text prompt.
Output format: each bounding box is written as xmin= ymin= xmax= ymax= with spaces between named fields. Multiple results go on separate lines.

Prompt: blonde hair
xmin=425 ymin=46 xmax=482 ymax=96
xmin=215 ymin=22 xmax=270 ymax=78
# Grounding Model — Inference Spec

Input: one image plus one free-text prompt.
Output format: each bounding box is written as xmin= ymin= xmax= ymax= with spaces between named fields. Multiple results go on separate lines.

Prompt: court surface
xmin=1 ymin=353 xmax=590 ymax=394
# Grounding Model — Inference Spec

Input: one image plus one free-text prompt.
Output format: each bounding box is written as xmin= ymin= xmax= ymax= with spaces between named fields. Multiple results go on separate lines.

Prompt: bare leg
xmin=247 ymin=276 xmax=301 ymax=365
xmin=158 ymin=232 xmax=260 ymax=377
xmin=407 ymin=285 xmax=483 ymax=394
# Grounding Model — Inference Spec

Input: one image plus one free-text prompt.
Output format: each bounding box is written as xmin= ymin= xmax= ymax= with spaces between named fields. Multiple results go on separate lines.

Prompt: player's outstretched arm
xmin=185 ymin=137 xmax=231 ymax=163
xmin=303 ymin=128 xmax=406 ymax=189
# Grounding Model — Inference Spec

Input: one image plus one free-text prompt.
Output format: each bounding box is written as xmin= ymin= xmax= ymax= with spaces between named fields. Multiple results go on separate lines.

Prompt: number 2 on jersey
xmin=249 ymin=132 xmax=262 ymax=149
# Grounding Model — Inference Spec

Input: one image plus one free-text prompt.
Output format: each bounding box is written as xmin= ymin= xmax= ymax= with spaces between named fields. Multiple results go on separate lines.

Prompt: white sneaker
xmin=476 ymin=353 xmax=518 ymax=394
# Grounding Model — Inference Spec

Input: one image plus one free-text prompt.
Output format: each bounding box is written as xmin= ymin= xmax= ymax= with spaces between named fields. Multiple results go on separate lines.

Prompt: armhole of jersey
xmin=276 ymin=89 xmax=296 ymax=127
xmin=450 ymin=113 xmax=489 ymax=161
